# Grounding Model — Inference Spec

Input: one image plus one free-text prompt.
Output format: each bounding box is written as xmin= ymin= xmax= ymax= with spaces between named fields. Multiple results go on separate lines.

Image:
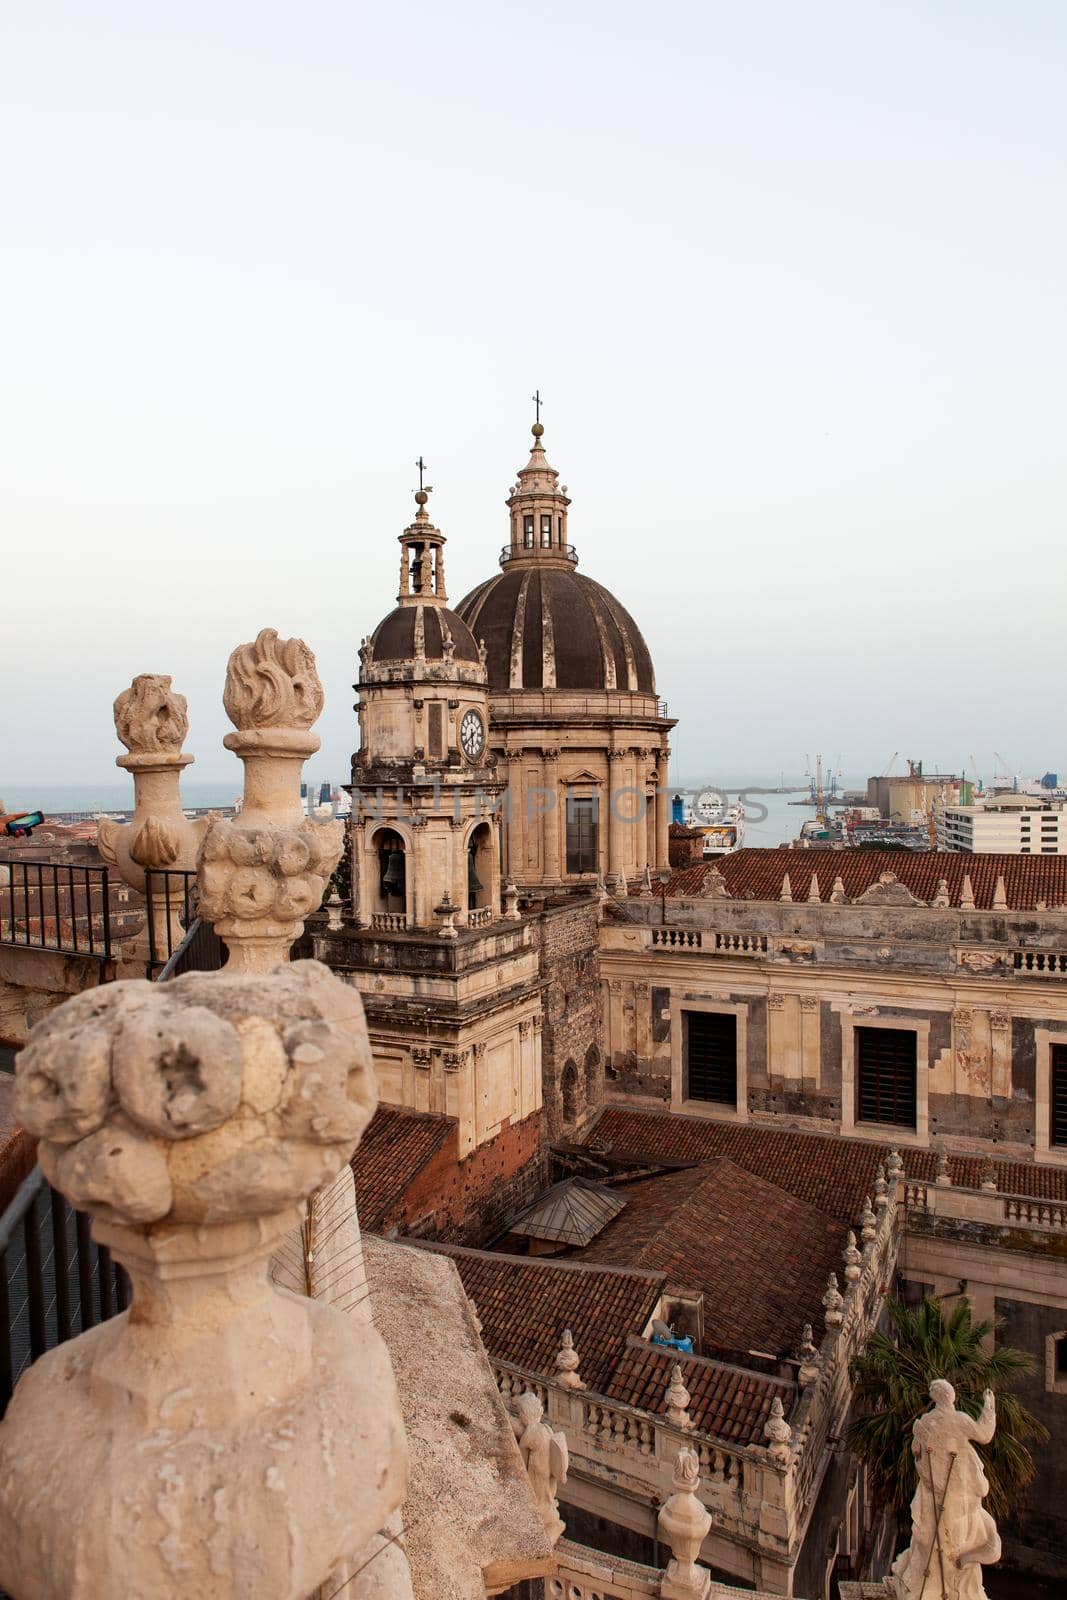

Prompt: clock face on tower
xmin=459 ymin=709 xmax=485 ymax=762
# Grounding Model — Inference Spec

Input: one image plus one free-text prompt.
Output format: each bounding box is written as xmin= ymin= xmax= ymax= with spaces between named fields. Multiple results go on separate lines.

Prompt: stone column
xmin=96 ymin=674 xmax=208 ymax=970
xmin=606 ymin=750 xmax=629 ymax=891
xmin=655 ymin=747 xmax=671 ymax=872
xmin=541 ymin=748 xmax=561 ymax=883
xmin=197 ymin=630 xmax=344 ymax=971
xmin=0 ymin=961 xmax=407 ymax=1599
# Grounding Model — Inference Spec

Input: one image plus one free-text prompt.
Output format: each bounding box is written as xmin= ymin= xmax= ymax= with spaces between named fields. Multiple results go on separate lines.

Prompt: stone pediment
xmin=854 ymin=872 xmax=925 ymax=908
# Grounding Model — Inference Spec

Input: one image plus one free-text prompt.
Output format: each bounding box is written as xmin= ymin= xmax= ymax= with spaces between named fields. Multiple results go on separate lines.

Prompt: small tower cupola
xmin=399 ymin=461 xmax=449 ymax=605
xmin=503 ymin=397 xmax=574 ymax=569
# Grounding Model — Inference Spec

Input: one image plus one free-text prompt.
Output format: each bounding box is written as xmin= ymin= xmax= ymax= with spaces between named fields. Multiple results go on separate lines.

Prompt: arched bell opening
xmin=373 ymin=827 xmax=408 ymax=925
xmin=467 ymin=822 xmax=493 ymax=914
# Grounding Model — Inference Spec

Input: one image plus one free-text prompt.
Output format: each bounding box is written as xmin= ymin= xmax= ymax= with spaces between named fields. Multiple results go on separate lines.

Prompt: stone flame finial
xmin=843 ymin=1230 xmax=863 ymax=1282
xmin=763 ymin=1395 xmax=793 ymax=1465
xmin=114 ymin=673 xmax=189 ymax=753
xmin=223 ymin=627 xmax=325 ymax=732
xmin=666 ymin=1363 xmax=694 ymax=1431
xmin=823 ymin=1272 xmax=844 ymax=1327
xmin=658 ymin=1447 xmax=712 ymax=1599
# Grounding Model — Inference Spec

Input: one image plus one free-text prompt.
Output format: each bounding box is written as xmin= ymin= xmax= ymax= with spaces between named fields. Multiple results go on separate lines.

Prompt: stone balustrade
xmin=468 ymin=906 xmax=494 ymax=929
xmin=551 ymin=1537 xmax=662 ymax=1599
xmin=905 ymin=1178 xmax=1067 ymax=1233
xmin=646 ymin=929 xmax=770 ymax=955
xmin=713 ymin=931 xmax=768 ymax=955
xmin=1012 ymin=949 xmax=1067 ymax=976
xmin=651 ymin=928 xmax=703 ymax=949
xmin=371 ymin=910 xmax=408 ymax=932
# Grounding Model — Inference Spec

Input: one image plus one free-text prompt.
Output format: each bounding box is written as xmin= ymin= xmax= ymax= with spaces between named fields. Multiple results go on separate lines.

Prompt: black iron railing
xmin=499 ymin=543 xmax=579 ymax=567
xmin=0 ymin=1166 xmax=128 ymax=1419
xmin=0 ymin=861 xmax=112 ymax=961
xmin=157 ymin=915 xmax=226 ymax=980
xmin=144 ymin=868 xmax=198 ymax=973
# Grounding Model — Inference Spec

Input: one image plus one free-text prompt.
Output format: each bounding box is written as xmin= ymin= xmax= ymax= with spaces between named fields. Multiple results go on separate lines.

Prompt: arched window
xmin=375 ymin=828 xmax=406 ymax=910
xmin=467 ymin=822 xmax=493 ymax=912
xmin=561 ymin=1060 xmax=580 ymax=1126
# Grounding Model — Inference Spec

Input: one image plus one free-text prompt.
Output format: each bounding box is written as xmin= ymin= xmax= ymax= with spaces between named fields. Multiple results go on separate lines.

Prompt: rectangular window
xmin=1052 ymin=1046 xmax=1067 ymax=1147
xmin=428 ymin=701 xmax=443 ymax=758
xmin=565 ymin=795 xmax=598 ymax=874
xmin=686 ymin=1011 xmax=738 ymax=1105
xmin=523 ymin=514 xmax=534 ymax=548
xmin=856 ymin=1027 xmax=917 ymax=1128
xmin=541 ymin=513 xmax=552 ymax=547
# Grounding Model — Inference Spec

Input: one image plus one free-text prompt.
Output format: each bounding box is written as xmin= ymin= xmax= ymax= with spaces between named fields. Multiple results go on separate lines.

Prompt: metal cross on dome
xmin=415 ymin=455 xmax=429 ymax=491
xmin=532 ymin=390 xmax=543 ymax=423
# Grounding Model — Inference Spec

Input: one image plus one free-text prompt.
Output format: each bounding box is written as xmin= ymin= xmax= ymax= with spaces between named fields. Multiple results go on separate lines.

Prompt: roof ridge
xmin=413 ymin=1238 xmax=668 ymax=1285
xmin=620 ymin=1334 xmax=790 ymax=1391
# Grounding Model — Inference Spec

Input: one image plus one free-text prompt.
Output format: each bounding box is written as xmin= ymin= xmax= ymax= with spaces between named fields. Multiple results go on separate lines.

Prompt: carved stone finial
xmin=936 ymin=1148 xmax=953 ymax=1186
xmin=992 ymin=873 xmax=1009 ymax=912
xmin=979 ymin=1157 xmax=998 ymax=1193
xmin=223 ymin=628 xmax=325 ymax=732
xmin=932 ymin=876 xmax=951 ymax=908
xmin=555 ymin=1328 xmax=583 ymax=1390
xmin=658 ymin=1447 xmax=712 ymax=1599
xmin=666 ymin=1363 xmax=694 ymax=1431
xmin=763 ymin=1395 xmax=793 ymax=1465
xmin=843 ymin=1229 xmax=863 ymax=1282
xmin=113 ymin=673 xmax=189 ymax=754
xmin=859 ymin=1196 xmax=878 ymax=1242
xmin=889 ymin=1380 xmax=1000 ymax=1598
xmin=513 ymin=1391 xmax=568 ymax=1546
xmin=960 ymin=873 xmax=976 ymax=910
xmin=886 ymin=1148 xmax=905 ymax=1182
xmin=797 ymin=1324 xmax=820 ymax=1386
xmin=435 ymin=891 xmax=458 ymax=940
xmin=701 ymin=866 xmax=730 ymax=900
xmin=829 ymin=874 xmax=848 ymax=904
xmin=823 ymin=1272 xmax=844 ymax=1327
xmin=807 ymin=872 xmax=821 ymax=903
xmin=200 ymin=631 xmax=342 ymax=971
xmin=779 ymin=872 xmax=793 ymax=902
xmin=873 ymin=1163 xmax=889 ymax=1207
xmin=503 ymin=877 xmax=521 ymax=920
xmin=0 ymin=962 xmax=407 ymax=1599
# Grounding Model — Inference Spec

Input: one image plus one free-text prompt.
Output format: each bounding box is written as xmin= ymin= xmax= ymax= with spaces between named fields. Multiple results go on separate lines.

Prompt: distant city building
xmin=865 ymin=759 xmax=965 ymax=824
xmin=936 ymin=791 xmax=1067 ymax=854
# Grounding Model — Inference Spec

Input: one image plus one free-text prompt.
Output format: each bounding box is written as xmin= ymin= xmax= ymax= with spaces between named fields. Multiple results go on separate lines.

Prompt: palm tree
xmin=848 ymin=1295 xmax=1048 ymax=1523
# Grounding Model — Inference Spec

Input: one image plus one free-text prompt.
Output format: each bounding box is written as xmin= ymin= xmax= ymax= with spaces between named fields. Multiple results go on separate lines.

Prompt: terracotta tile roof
xmin=587 ymin=1106 xmax=884 ymax=1226
xmin=664 ymin=847 xmax=1067 ymax=911
xmin=418 ymin=1242 xmax=664 ymax=1393
xmin=603 ymin=1339 xmax=792 ymax=1446
xmin=586 ymin=1105 xmax=1067 ymax=1210
xmin=351 ymin=1104 xmax=457 ymax=1232
xmin=569 ymin=1158 xmax=846 ymax=1357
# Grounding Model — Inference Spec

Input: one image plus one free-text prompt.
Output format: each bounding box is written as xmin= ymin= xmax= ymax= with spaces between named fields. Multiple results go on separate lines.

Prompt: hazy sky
xmin=3 ymin=1 xmax=1064 ymax=793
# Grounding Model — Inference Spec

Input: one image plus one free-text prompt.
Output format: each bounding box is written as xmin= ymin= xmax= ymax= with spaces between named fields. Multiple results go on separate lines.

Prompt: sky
xmin=2 ymin=1 xmax=1064 ymax=794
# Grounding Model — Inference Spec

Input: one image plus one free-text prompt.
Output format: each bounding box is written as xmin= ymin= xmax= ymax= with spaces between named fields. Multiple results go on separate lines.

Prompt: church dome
xmin=456 ymin=568 xmax=654 ymax=692
xmin=372 ymin=602 xmax=480 ymax=664
xmin=454 ymin=419 xmax=656 ymax=694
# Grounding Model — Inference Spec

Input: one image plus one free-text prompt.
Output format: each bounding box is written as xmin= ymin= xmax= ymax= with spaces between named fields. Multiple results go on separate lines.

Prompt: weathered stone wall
xmin=0 ymin=947 xmax=109 ymax=1047
xmin=534 ymin=898 xmax=604 ymax=1139
xmin=993 ymin=1294 xmax=1067 ymax=1573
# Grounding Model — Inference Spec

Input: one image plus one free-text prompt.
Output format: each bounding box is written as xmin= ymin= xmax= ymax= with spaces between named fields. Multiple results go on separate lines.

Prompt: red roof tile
xmin=585 ymin=1105 xmax=1067 ymax=1210
xmin=352 ymin=1104 xmax=457 ymax=1232
xmin=418 ymin=1242 xmax=664 ymax=1393
xmin=604 ymin=1339 xmax=792 ymax=1446
xmin=665 ymin=848 xmax=1067 ymax=911
xmin=570 ymin=1158 xmax=845 ymax=1357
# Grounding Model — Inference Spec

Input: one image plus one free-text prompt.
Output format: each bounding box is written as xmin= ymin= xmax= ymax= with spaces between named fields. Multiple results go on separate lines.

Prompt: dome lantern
xmin=503 ymin=412 xmax=574 ymax=571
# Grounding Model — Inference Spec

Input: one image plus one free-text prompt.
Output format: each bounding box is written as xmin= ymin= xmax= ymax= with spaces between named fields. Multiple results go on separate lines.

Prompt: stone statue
xmin=890 ymin=1380 xmax=1000 ymax=1599
xmin=0 ymin=961 xmax=408 ymax=1599
xmin=513 ymin=1391 xmax=568 ymax=1545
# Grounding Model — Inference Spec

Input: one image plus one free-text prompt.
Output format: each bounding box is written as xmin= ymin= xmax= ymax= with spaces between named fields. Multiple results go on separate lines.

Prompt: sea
xmin=4 ymin=778 xmax=828 ymax=849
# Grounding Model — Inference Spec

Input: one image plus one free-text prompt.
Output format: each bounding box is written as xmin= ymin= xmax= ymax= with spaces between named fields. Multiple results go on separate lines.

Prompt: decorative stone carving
xmin=197 ymin=631 xmax=343 ymax=972
xmin=0 ymin=961 xmax=407 ymax=1600
xmin=989 ymin=1012 xmax=1011 ymax=1032
xmin=658 ymin=1447 xmax=712 ymax=1599
xmin=800 ymin=994 xmax=819 ymax=1012
xmin=435 ymin=891 xmax=458 ymax=940
xmin=776 ymin=938 xmax=816 ymax=958
xmin=873 ymin=1163 xmax=889 ymax=1208
xmin=960 ymin=874 xmax=976 ymax=910
xmin=503 ymin=877 xmax=521 ymax=920
xmin=932 ymin=877 xmax=951 ymax=908
xmin=807 ymin=873 xmax=821 ymax=903
xmin=513 ymin=1391 xmax=568 ymax=1546
xmin=957 ymin=950 xmax=1004 ymax=974
xmin=554 ymin=1328 xmax=583 ymax=1390
xmin=979 ymin=1158 xmax=998 ymax=1193
xmin=823 ymin=1272 xmax=844 ymax=1327
xmin=843 ymin=1230 xmax=863 ymax=1282
xmin=992 ymin=874 xmax=1009 ymax=912
xmin=797 ymin=1324 xmax=820 ymax=1386
xmin=763 ymin=1395 xmax=793 ymax=1465
xmin=829 ymin=874 xmax=848 ymax=903
xmin=441 ymin=1049 xmax=468 ymax=1073
xmin=97 ymin=674 xmax=208 ymax=957
xmin=666 ymin=1363 xmax=694 ymax=1430
xmin=701 ymin=867 xmax=730 ymax=900
xmin=411 ymin=1046 xmax=432 ymax=1070
xmin=887 ymin=1148 xmax=905 ymax=1182
xmin=768 ymin=993 xmax=786 ymax=1010
xmin=859 ymin=1196 xmax=878 ymax=1241
xmin=936 ymin=1149 xmax=953 ymax=1187
xmin=889 ymin=1381 xmax=1000 ymax=1599
xmin=779 ymin=873 xmax=793 ymax=903
xmin=855 ymin=872 xmax=925 ymax=908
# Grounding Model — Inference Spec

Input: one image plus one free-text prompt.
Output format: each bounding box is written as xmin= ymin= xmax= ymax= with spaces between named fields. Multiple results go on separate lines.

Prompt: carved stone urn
xmin=658 ymin=1447 xmax=712 ymax=1598
xmin=197 ymin=630 xmax=344 ymax=971
xmin=0 ymin=960 xmax=407 ymax=1600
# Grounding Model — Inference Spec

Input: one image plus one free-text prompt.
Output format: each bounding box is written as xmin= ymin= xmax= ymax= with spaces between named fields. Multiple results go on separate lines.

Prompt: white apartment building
xmin=936 ymin=791 xmax=1067 ymax=854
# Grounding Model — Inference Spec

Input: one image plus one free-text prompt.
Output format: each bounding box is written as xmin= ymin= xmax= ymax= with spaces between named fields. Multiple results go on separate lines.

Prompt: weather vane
xmin=414 ymin=455 xmax=431 ymax=494
xmin=532 ymin=390 xmax=543 ymax=424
